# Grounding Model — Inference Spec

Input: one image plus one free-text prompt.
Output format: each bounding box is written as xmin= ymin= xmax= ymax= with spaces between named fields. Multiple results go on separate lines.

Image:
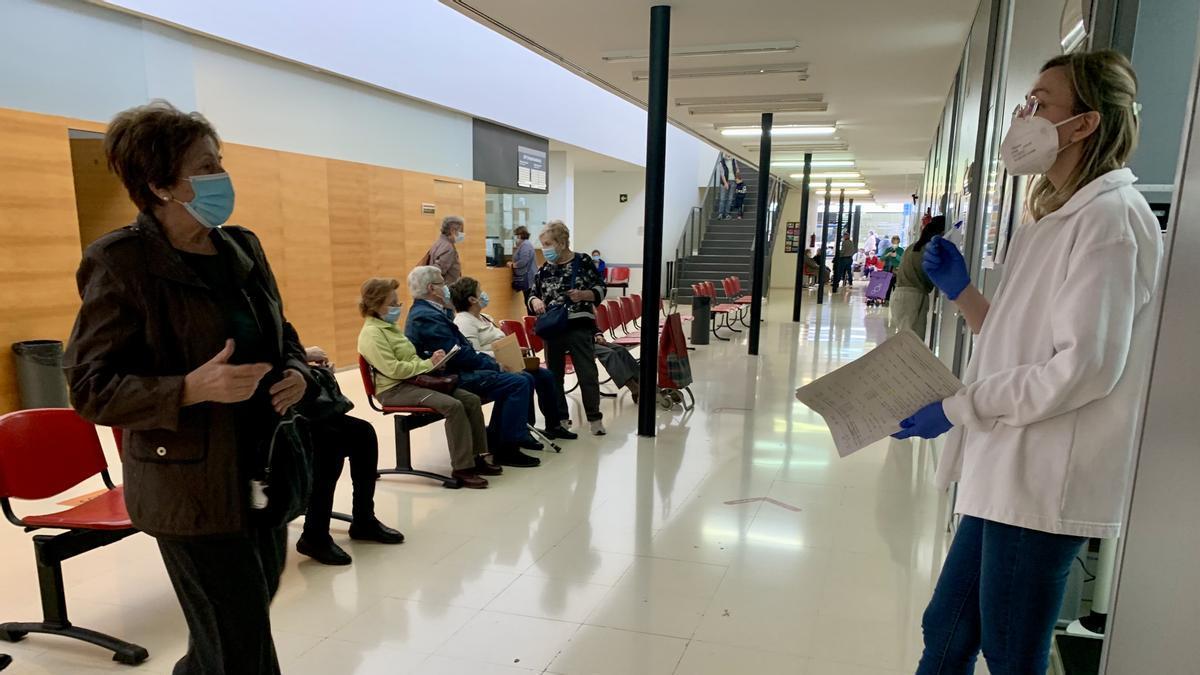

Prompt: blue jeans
xmin=717 ymin=183 xmax=734 ymax=218
xmin=916 ymin=516 xmax=1086 ymax=675
xmin=459 ymin=371 xmax=532 ymax=445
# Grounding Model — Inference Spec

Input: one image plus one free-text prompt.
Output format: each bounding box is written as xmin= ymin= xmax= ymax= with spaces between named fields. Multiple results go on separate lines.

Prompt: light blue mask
xmin=455 ymin=232 xmax=465 ymax=244
xmin=442 ymin=285 xmax=452 ymax=305
xmin=479 ymin=291 xmax=490 ymax=309
xmin=543 ymin=247 xmax=559 ymax=263
xmin=178 ymin=172 xmax=235 ymax=229
xmin=383 ymin=305 xmax=402 ymax=324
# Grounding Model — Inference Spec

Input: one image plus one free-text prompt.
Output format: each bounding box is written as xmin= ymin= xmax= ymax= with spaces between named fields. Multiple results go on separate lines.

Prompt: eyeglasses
xmin=1012 ymin=95 xmax=1042 ymax=120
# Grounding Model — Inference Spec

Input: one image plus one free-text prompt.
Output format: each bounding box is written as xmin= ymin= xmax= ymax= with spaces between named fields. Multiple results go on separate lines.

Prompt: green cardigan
xmin=357 ymin=316 xmax=434 ymax=394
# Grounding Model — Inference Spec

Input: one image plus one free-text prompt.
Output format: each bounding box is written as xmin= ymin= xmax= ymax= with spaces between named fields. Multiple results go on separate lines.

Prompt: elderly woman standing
xmin=63 ymin=101 xmax=308 ymax=674
xmin=426 ymin=215 xmax=465 ymax=285
xmin=509 ymin=225 xmax=537 ymax=306
xmin=528 ymin=220 xmax=607 ymax=436
xmin=357 ymin=278 xmax=497 ymax=488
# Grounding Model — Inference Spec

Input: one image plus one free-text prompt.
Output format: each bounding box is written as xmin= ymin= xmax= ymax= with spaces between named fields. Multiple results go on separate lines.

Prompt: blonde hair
xmin=359 ymin=277 xmax=399 ymax=317
xmin=541 ymin=220 xmax=571 ymax=248
xmin=1027 ymin=50 xmax=1139 ymax=221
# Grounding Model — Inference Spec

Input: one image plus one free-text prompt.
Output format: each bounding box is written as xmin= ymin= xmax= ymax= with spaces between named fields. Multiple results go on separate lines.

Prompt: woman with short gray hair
xmin=424 ymin=215 xmax=465 ymax=284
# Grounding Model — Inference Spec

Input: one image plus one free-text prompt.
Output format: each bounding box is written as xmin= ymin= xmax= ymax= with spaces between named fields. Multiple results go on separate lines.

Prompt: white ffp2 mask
xmin=999 ymin=114 xmax=1084 ymax=176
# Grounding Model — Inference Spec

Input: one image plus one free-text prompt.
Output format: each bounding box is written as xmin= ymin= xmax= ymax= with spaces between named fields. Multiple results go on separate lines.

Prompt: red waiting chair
xmin=357 ymin=356 xmax=460 ymax=489
xmin=597 ymin=304 xmax=640 ymax=348
xmin=0 ymin=409 xmax=149 ymax=665
xmin=605 ymin=266 xmax=631 ymax=296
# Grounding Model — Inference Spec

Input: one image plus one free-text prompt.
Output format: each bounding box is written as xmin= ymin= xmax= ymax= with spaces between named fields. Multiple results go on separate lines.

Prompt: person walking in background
xmin=731 ymin=174 xmax=748 ymax=219
xmin=897 ymin=50 xmax=1161 ymax=675
xmin=425 ymin=215 xmax=465 ymax=285
xmin=510 ymin=225 xmax=536 ymax=306
xmin=890 ymin=215 xmax=946 ymax=339
xmin=357 ymin=277 xmax=498 ymax=487
xmin=528 ymin=220 xmax=608 ymax=436
xmin=716 ymin=153 xmax=738 ymax=219
xmin=64 ymin=101 xmax=309 ymax=674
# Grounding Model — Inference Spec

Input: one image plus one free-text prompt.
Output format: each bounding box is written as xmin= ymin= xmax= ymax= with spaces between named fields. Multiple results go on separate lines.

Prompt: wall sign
xmin=473 ymin=118 xmax=549 ymax=194
xmin=785 ymin=221 xmax=802 ymax=253
xmin=619 ymin=193 xmax=628 ymax=203
xmin=421 ymin=203 xmax=436 ymax=215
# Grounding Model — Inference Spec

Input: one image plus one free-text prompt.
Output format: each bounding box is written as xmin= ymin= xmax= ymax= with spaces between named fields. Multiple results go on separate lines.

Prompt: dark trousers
xmin=461 ymin=371 xmax=532 ymax=444
xmin=302 ymin=414 xmax=378 ymax=538
xmin=546 ymin=322 xmax=602 ymax=422
xmin=520 ymin=287 xmax=533 ymax=308
xmin=916 ymin=516 xmax=1086 ymax=675
xmin=526 ymin=367 xmax=568 ymax=428
xmin=158 ymin=526 xmax=288 ymax=675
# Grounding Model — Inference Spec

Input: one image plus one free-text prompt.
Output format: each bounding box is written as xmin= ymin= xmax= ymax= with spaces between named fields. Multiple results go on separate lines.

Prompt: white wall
xmin=0 ymin=0 xmax=473 ymax=177
xmin=574 ymin=170 xmax=647 ymax=275
xmin=548 ymin=151 xmax=576 ymax=239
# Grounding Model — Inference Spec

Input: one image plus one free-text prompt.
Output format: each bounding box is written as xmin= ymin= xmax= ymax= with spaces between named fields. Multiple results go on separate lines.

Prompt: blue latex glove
xmin=892 ymin=401 xmax=953 ymax=440
xmin=922 ymin=236 xmax=970 ymax=300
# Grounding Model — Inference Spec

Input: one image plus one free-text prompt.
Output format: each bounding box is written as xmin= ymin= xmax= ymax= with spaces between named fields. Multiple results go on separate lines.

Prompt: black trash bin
xmin=690 ymin=295 xmax=711 ymax=346
xmin=11 ymin=340 xmax=70 ymax=409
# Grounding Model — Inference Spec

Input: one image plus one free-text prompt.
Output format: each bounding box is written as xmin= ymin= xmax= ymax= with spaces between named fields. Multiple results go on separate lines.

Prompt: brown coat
xmin=64 ymin=213 xmax=310 ymax=538
xmin=426 ymin=234 xmax=462 ymax=285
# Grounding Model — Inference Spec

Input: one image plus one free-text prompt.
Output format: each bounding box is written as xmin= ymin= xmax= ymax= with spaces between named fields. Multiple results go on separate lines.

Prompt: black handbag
xmin=248 ymin=410 xmax=314 ymax=528
xmin=533 ymin=257 xmax=580 ymax=339
xmin=301 ymin=365 xmax=354 ymax=421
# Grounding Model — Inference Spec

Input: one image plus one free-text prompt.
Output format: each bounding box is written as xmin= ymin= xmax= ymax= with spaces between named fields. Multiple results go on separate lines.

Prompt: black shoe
xmin=475 ymin=454 xmax=504 ymax=476
xmin=497 ymin=448 xmax=541 ymax=467
xmin=348 ymin=519 xmax=405 ymax=545
xmin=518 ymin=436 xmax=544 ymax=451
xmin=297 ymin=534 xmax=353 ymax=566
xmin=543 ymin=425 xmax=578 ymax=440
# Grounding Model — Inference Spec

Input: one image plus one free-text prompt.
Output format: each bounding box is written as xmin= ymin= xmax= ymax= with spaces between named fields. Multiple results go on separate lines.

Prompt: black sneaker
xmin=348 ymin=519 xmax=405 ymax=545
xmin=497 ymin=448 xmax=542 ymax=468
xmin=543 ymin=425 xmax=578 ymax=440
xmin=297 ymin=534 xmax=353 ymax=566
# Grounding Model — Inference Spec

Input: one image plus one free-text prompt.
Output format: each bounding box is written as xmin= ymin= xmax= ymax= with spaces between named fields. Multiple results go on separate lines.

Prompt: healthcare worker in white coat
xmin=895 ymin=50 xmax=1163 ymax=675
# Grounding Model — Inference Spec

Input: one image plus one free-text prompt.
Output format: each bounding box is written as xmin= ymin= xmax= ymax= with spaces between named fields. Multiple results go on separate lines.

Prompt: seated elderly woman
xmin=450 ymin=277 xmax=576 ymax=440
xmin=404 ymin=266 xmax=543 ymax=467
xmin=357 ymin=277 xmax=500 ymax=488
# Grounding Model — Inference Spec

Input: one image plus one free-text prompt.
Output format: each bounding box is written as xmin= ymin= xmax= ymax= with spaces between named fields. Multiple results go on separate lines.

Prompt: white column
xmin=548 ymin=150 xmax=575 ymax=240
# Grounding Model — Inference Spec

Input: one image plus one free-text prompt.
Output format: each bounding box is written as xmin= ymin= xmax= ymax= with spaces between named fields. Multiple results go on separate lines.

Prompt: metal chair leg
xmin=377 ymin=416 xmax=461 ymax=488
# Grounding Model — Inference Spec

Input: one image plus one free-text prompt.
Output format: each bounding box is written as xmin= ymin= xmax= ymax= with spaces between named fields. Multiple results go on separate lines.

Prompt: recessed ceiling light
xmin=720 ymin=125 xmax=836 ymax=137
xmin=749 ymin=142 xmax=849 ymax=152
xmin=773 ymin=160 xmax=856 ymax=168
xmin=603 ymin=40 xmax=800 ymax=62
xmin=790 ymin=172 xmax=862 ymax=180
xmin=632 ymin=62 xmax=809 ymax=81
xmin=689 ymin=102 xmax=829 ymax=115
xmin=815 ymin=189 xmax=872 ymax=196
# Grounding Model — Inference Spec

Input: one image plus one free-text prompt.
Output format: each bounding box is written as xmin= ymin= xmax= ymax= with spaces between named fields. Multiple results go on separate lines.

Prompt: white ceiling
xmin=443 ymin=0 xmax=979 ymax=202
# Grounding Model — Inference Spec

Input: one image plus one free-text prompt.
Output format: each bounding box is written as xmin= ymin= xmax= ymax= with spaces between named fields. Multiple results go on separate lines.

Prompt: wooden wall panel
xmin=69 ymin=138 xmax=137 ymax=251
xmin=328 ymin=160 xmax=372 ymax=367
xmin=0 ymin=110 xmax=87 ymax=412
xmin=222 ymin=145 xmax=285 ymax=294
xmin=278 ymin=152 xmax=336 ymax=355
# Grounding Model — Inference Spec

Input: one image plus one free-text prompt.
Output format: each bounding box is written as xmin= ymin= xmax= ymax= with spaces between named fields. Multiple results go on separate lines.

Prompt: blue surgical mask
xmin=455 ymin=232 xmax=465 ymax=244
xmin=176 ymin=172 xmax=235 ymax=229
xmin=543 ymin=247 xmax=559 ymax=263
xmin=442 ymin=285 xmax=452 ymax=305
xmin=479 ymin=291 xmax=490 ymax=309
xmin=382 ymin=305 xmax=402 ymax=324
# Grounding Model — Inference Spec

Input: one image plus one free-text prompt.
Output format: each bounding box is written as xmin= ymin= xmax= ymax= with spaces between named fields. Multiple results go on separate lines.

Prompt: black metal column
xmin=816 ymin=179 xmax=832 ymax=304
xmin=748 ymin=113 xmax=773 ymax=356
xmin=637 ymin=5 xmax=669 ymax=438
xmin=791 ymin=153 xmax=813 ymax=322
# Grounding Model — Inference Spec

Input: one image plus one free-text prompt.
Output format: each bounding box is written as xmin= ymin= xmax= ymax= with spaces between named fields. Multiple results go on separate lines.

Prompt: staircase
xmin=673 ymin=165 xmax=761 ymax=304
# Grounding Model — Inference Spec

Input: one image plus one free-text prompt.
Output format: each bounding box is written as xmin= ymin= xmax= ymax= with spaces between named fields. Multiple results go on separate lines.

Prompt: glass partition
xmin=484 ymin=187 xmax=547 ymax=267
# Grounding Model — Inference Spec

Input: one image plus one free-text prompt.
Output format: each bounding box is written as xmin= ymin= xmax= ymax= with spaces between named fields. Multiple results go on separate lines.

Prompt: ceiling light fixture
xmin=689 ymin=102 xmax=829 ymax=115
xmin=632 ymin=62 xmax=809 ymax=81
xmin=676 ymin=93 xmax=823 ymax=106
xmin=789 ymin=172 xmax=862 ymax=180
xmin=603 ymin=40 xmax=800 ymax=62
xmin=815 ymin=189 xmax=872 ymax=196
xmin=749 ymin=142 xmax=849 ymax=153
xmin=773 ymin=160 xmax=856 ymax=169
xmin=720 ymin=125 xmax=836 ymax=137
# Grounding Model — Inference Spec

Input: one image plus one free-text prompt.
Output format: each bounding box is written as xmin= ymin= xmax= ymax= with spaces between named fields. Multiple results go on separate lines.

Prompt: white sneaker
xmin=589 ymin=420 xmax=606 ymax=436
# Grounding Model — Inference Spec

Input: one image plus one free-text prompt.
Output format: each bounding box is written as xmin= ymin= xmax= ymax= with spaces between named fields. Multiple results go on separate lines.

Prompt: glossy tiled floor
xmin=0 ymin=287 xmax=968 ymax=674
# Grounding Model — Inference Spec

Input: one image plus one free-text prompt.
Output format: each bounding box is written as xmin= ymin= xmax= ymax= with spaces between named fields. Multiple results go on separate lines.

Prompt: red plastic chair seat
xmin=379 ymin=405 xmax=440 ymax=415
xmin=714 ymin=304 xmax=739 ymax=313
xmin=21 ymin=487 xmax=131 ymax=531
xmin=611 ymin=335 xmax=641 ymax=347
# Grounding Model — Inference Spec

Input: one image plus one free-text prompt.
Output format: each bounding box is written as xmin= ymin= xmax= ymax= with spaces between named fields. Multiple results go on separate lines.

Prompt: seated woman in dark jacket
xmin=63 ymin=101 xmax=306 ymax=674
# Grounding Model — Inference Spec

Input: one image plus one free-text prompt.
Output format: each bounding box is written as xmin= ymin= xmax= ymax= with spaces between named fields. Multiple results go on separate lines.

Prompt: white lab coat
xmin=939 ymin=168 xmax=1163 ymax=539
